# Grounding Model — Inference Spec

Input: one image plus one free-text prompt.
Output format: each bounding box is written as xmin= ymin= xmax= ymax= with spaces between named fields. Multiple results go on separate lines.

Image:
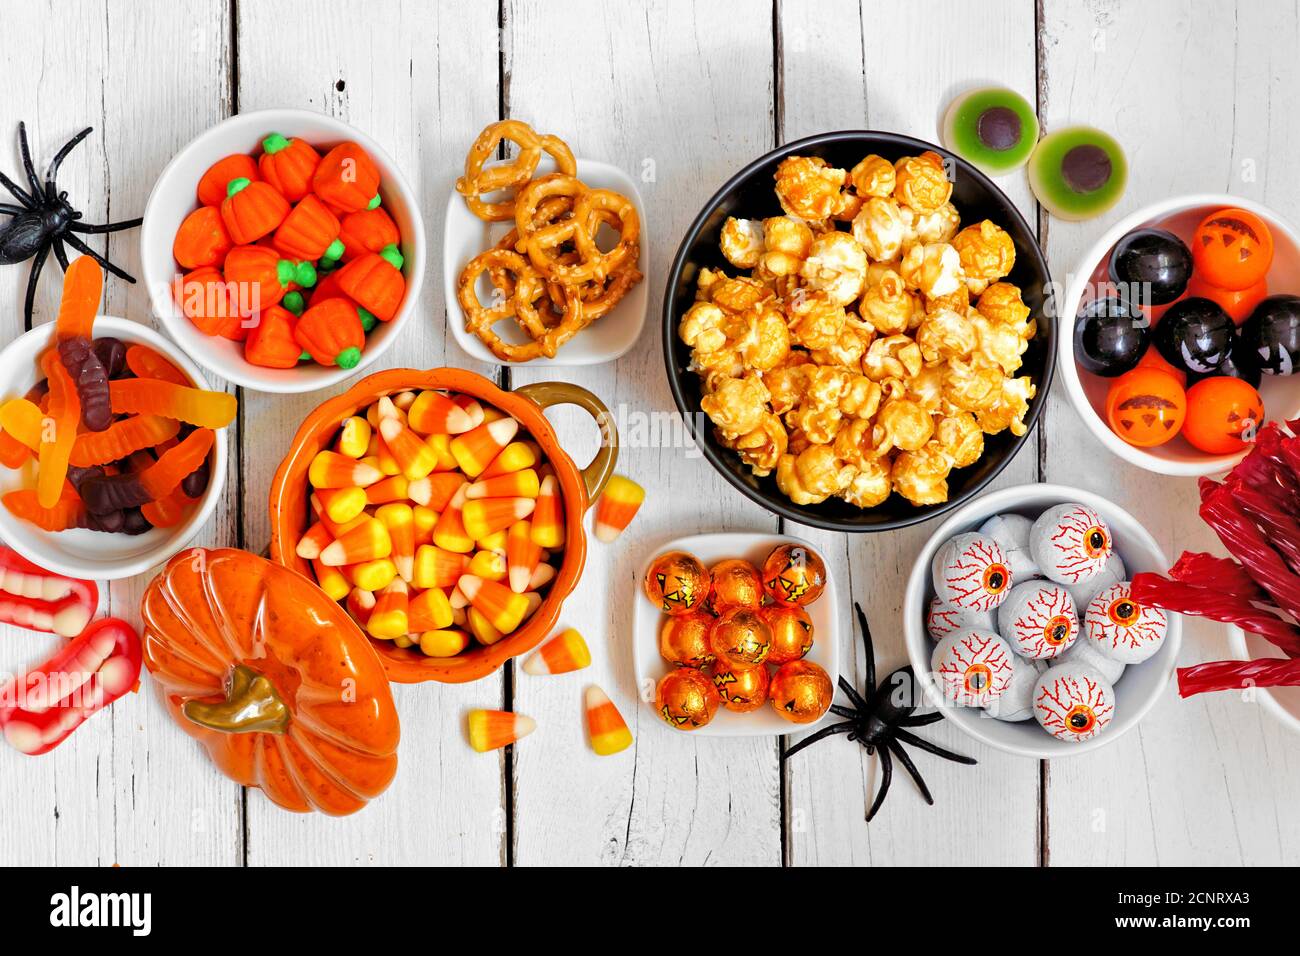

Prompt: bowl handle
xmin=513 ymin=382 xmax=617 ymax=506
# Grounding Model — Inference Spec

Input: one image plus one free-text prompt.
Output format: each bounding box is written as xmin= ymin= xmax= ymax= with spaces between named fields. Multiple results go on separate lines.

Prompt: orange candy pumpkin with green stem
xmin=220 ymin=177 xmax=290 ymax=244
xmin=197 ymin=153 xmax=258 ymax=207
xmin=141 ymin=548 xmax=400 ymax=815
xmin=172 ymin=205 xmax=232 ymax=270
xmin=245 ymin=304 xmax=306 ymax=369
xmin=173 ymin=266 xmax=243 ymax=339
xmin=272 ymin=194 xmax=342 ymax=262
xmin=312 ymin=141 xmax=381 ymax=214
xmin=223 ymin=244 xmax=317 ymax=314
xmin=336 ymin=249 xmax=405 ymax=321
xmin=295 ymin=298 xmax=365 ymax=369
xmin=338 ymin=207 xmax=400 ymax=263
xmin=257 ymin=133 xmax=320 ymax=203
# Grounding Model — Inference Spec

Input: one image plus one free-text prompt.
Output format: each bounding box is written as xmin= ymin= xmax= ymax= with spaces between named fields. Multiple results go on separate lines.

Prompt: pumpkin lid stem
xmin=262 ymin=132 xmax=290 ymax=154
xmin=182 ymin=664 xmax=290 ymax=735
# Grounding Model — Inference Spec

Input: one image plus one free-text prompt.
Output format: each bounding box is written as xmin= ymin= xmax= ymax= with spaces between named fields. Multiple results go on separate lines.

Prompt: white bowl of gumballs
xmin=903 ymin=484 xmax=1181 ymax=758
xmin=1061 ymin=195 xmax=1300 ymax=476
xmin=634 ymin=534 xmax=838 ymax=735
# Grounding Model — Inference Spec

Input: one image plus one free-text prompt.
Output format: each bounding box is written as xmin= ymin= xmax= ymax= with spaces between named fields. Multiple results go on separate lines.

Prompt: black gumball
xmin=1153 ymin=297 xmax=1233 ymax=375
xmin=1073 ymin=295 xmax=1149 ymax=376
xmin=1242 ymin=294 xmax=1300 ymax=376
xmin=1108 ymin=228 xmax=1193 ymax=306
xmin=1191 ymin=333 xmax=1261 ymax=389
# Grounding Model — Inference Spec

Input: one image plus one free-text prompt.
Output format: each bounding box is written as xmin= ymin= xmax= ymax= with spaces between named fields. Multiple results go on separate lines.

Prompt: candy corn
xmin=413 ymin=545 xmax=466 ymax=591
xmin=312 ymin=559 xmax=350 ymax=601
xmin=369 ymin=435 xmax=400 ymax=476
xmin=337 ymin=416 xmax=371 ymax=458
xmin=450 ymin=418 xmax=518 ymax=478
xmin=458 ymin=574 xmax=529 ymax=634
xmin=419 ymin=629 xmax=470 ymax=657
xmin=480 ymin=440 xmax=538 ymax=479
xmin=522 ymin=628 xmax=591 ymax=676
xmin=296 ymin=521 xmax=333 ymax=560
xmin=408 ymin=471 xmax=464 ymax=510
xmin=313 ymin=494 xmax=369 ymax=540
xmin=412 ymin=505 xmax=437 ymax=547
xmin=320 ymin=516 xmax=391 ymax=566
xmin=467 ymin=549 xmax=508 ymax=582
xmin=367 ymin=579 xmax=409 ymax=638
xmin=365 ymin=474 xmax=409 ymax=505
xmin=467 ymin=709 xmax=534 ymax=753
xmin=379 ymin=416 xmax=438 ymax=480
xmin=393 ymin=391 xmax=417 ymax=412
xmin=462 ymin=496 xmax=535 ymax=542
xmin=529 ymin=563 xmax=557 ymax=590
xmin=594 ymin=475 xmax=644 ymax=542
xmin=346 ymin=586 xmax=375 ymax=627
xmin=478 ymin=529 xmax=508 ymax=553
xmin=375 ymin=502 xmax=415 ymax=581
xmin=466 ymin=468 xmax=539 ymax=500
xmin=316 ymin=485 xmax=367 ymax=524
xmin=348 ymin=557 xmax=397 ymax=592
xmin=432 ymin=485 xmax=474 ymax=553
xmin=467 ymin=606 xmax=503 ymax=645
xmin=452 ymin=394 xmax=486 ymax=430
xmin=507 ymin=520 xmax=543 ymax=594
xmin=408 ymin=585 xmax=454 ymax=632
xmin=426 ymin=433 xmax=458 ymax=471
xmin=408 ymin=390 xmax=475 ymax=435
xmin=585 ymin=685 xmax=632 ymax=755
xmin=531 ymin=475 xmax=565 ymax=548
xmin=310 ymin=450 xmax=381 ymax=489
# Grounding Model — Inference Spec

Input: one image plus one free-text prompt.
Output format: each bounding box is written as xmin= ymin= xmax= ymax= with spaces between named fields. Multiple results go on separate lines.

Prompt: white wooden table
xmin=1 ymin=0 xmax=1297 ymax=867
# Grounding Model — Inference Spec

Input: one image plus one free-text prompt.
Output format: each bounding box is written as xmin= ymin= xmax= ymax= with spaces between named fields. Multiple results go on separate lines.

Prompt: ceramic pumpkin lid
xmin=140 ymin=547 xmax=399 ymax=815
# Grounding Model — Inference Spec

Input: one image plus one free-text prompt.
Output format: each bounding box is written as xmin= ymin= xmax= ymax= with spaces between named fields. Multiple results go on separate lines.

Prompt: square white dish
xmin=443 ymin=157 xmax=649 ymax=366
xmin=633 ymin=532 xmax=839 ymax=737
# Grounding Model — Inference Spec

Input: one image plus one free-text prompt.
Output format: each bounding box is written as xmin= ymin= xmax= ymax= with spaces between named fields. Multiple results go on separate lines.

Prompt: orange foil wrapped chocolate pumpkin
xmin=141 ymin=548 xmax=399 ymax=815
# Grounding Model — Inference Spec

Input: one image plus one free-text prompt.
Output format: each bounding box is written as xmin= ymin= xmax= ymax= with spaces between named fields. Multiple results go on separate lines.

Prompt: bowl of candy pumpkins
xmin=141 ymin=108 xmax=425 ymax=393
xmin=1061 ymin=195 xmax=1300 ymax=475
xmin=268 ymin=367 xmax=617 ymax=683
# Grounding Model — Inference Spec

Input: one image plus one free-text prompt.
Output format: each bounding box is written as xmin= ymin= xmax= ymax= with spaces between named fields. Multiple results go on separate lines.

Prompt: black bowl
xmin=662 ymin=130 xmax=1055 ymax=532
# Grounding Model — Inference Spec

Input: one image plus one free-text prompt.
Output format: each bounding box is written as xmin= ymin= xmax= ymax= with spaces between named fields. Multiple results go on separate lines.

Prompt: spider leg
xmin=895 ymin=728 xmax=978 ymax=765
xmin=44 ymin=126 xmax=93 ymax=197
xmin=854 ymin=603 xmax=876 ymax=693
xmin=0 ymin=202 xmax=25 ymax=216
xmin=782 ymin=720 xmax=857 ymax=759
xmin=17 ymin=122 xmax=44 ymax=198
xmin=51 ymin=238 xmax=69 ymax=271
xmin=23 ymin=241 xmax=51 ymax=328
xmin=887 ymin=740 xmax=934 ymax=805
xmin=0 ymin=170 xmax=35 ymax=206
xmin=61 ymin=233 xmax=137 ymax=282
xmin=901 ymin=711 xmax=944 ymax=727
xmin=828 ymin=703 xmax=857 ymax=720
xmin=68 ymin=216 xmax=143 ymax=234
xmin=837 ymin=675 xmax=870 ymax=714
xmin=865 ymin=744 xmax=893 ymax=822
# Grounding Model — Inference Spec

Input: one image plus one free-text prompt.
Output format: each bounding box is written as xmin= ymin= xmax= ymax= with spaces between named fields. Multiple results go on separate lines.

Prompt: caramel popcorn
xmin=681 ymin=150 xmax=1038 ymax=509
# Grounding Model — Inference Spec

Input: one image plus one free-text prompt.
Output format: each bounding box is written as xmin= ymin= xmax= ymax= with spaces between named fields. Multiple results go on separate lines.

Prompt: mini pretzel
xmin=517 ymin=180 xmax=640 ymax=283
xmin=455 ymin=120 xmax=577 ymax=222
xmin=458 ymin=248 xmax=585 ymax=361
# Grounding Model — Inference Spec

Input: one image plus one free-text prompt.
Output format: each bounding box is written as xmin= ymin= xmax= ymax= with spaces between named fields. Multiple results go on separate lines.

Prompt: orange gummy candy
xmin=54 ymin=257 xmax=103 ymax=342
xmin=37 ymin=352 xmax=80 ymax=509
xmin=124 ymin=344 xmax=190 ymax=386
xmin=141 ymin=428 xmax=214 ymax=500
xmin=69 ymin=415 xmax=181 ymax=468
xmin=4 ymin=487 xmax=84 ymax=532
xmin=141 ymin=489 xmax=189 ymax=528
xmin=110 ymin=378 xmax=236 ymax=429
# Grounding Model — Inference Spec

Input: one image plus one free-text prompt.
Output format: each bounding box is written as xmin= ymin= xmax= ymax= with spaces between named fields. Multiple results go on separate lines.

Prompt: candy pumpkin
xmin=272 ymin=194 xmax=342 ymax=262
xmin=220 ymin=177 xmax=290 ymax=245
xmin=223 ymin=244 xmax=317 ymax=314
xmin=141 ymin=548 xmax=400 ymax=815
xmin=245 ymin=304 xmax=306 ymax=369
xmin=258 ymin=133 xmax=320 ymax=203
xmin=312 ymin=142 xmax=381 ymax=213
xmin=336 ymin=250 xmax=405 ymax=321
xmin=338 ymin=207 xmax=400 ymax=263
xmin=173 ymin=266 xmax=243 ymax=339
xmin=296 ymin=298 xmax=365 ymax=369
xmin=197 ymin=153 xmax=259 ymax=207
xmin=172 ymin=205 xmax=232 ymax=270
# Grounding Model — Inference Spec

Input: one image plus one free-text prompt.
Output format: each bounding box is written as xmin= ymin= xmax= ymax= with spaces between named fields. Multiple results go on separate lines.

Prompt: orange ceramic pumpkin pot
xmin=269 ymin=368 xmax=617 ymax=684
xmin=141 ymin=548 xmax=400 ymax=815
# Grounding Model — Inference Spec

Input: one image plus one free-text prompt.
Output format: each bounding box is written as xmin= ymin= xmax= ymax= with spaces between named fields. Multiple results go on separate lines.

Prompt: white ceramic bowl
xmin=141 ymin=108 xmax=425 ymax=393
xmin=444 ymin=158 xmax=648 ymax=366
xmin=903 ymin=483 xmax=1180 ymax=758
xmin=0 ymin=316 xmax=227 ymax=580
xmin=1225 ymin=624 xmax=1300 ymax=735
xmin=1059 ymin=194 xmax=1300 ymax=476
xmin=633 ymin=532 xmax=838 ymax=737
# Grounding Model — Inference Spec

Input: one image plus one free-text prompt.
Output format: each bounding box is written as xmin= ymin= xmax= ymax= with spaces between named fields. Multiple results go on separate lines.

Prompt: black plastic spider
xmin=785 ymin=603 xmax=976 ymax=821
xmin=0 ymin=122 xmax=141 ymax=325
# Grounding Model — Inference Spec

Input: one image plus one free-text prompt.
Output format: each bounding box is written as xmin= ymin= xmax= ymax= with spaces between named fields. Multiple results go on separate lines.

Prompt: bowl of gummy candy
xmin=1061 ymin=195 xmax=1300 ymax=476
xmin=0 ymin=259 xmax=230 ymax=580
xmin=141 ymin=108 xmax=425 ymax=393
xmin=268 ymin=366 xmax=617 ymax=684
xmin=903 ymin=483 xmax=1181 ymax=758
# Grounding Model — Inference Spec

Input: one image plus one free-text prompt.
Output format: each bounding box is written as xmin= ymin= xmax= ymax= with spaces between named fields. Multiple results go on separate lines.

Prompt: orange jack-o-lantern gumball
xmin=710 ymin=658 xmax=770 ymax=713
xmin=708 ymin=558 xmax=764 ymax=609
xmin=643 ymin=550 xmax=711 ymax=615
xmin=659 ymin=612 xmax=716 ymax=668
xmin=761 ymin=543 xmax=827 ymax=607
xmin=1182 ymin=377 xmax=1265 ymax=454
xmin=1105 ymin=367 xmax=1187 ymax=448
xmin=656 ymin=667 xmax=720 ymax=730
xmin=1192 ymin=208 xmax=1274 ymax=291
xmin=1136 ymin=345 xmax=1187 ymax=387
xmin=764 ymin=605 xmax=814 ymax=665
xmin=1186 ymin=273 xmax=1268 ymax=326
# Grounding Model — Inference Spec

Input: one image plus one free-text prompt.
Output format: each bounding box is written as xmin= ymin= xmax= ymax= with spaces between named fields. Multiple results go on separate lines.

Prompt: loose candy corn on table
xmin=1 ymin=0 xmax=1299 ymax=867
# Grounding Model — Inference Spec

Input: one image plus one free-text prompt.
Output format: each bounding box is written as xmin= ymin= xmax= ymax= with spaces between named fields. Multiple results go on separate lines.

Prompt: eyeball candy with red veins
xmin=1055 ymin=632 xmax=1126 ymax=685
xmin=996 ymin=581 xmax=1079 ymax=660
xmin=1033 ymin=663 xmax=1116 ymax=742
xmin=930 ymin=628 xmax=1015 ymax=707
xmin=1084 ymin=582 xmax=1168 ymax=664
xmin=1028 ymin=503 xmax=1113 ymax=585
xmin=931 ymin=533 xmax=1013 ymax=612
xmin=978 ymin=513 xmax=1041 ymax=580
xmin=1066 ymin=552 xmax=1126 ymax=613
xmin=986 ymin=655 xmax=1047 ymax=722
xmin=926 ymin=596 xmax=995 ymax=642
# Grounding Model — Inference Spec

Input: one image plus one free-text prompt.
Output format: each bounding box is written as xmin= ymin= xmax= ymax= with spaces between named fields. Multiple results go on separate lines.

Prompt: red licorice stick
xmin=1233 ymin=482 xmax=1300 ymax=576
xmin=1176 ymin=658 xmax=1300 ymax=697
xmin=1199 ymin=484 xmax=1300 ymax=625
xmin=1129 ymin=572 xmax=1300 ymax=657
xmin=0 ymin=617 xmax=142 ymax=756
xmin=1168 ymin=551 xmax=1263 ymax=601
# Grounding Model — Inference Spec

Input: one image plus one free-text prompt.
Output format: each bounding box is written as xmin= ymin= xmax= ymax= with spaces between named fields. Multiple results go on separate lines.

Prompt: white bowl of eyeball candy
xmin=903 ymin=483 xmax=1181 ymax=758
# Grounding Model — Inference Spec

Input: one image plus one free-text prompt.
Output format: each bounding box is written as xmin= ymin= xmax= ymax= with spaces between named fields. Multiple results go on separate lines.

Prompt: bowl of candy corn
xmin=0 ymin=259 xmax=230 ymax=580
xmin=141 ymin=108 xmax=425 ymax=393
xmin=268 ymin=366 xmax=617 ymax=683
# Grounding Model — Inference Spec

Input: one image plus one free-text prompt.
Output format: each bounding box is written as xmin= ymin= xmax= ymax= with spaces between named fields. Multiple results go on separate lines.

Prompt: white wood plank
xmin=503 ymin=0 xmax=784 ymax=865
xmin=0 ymin=0 xmax=242 ymax=866
xmin=1040 ymin=0 xmax=1300 ymax=865
xmin=235 ymin=0 xmax=507 ymax=864
xmin=778 ymin=0 xmax=1043 ymax=866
